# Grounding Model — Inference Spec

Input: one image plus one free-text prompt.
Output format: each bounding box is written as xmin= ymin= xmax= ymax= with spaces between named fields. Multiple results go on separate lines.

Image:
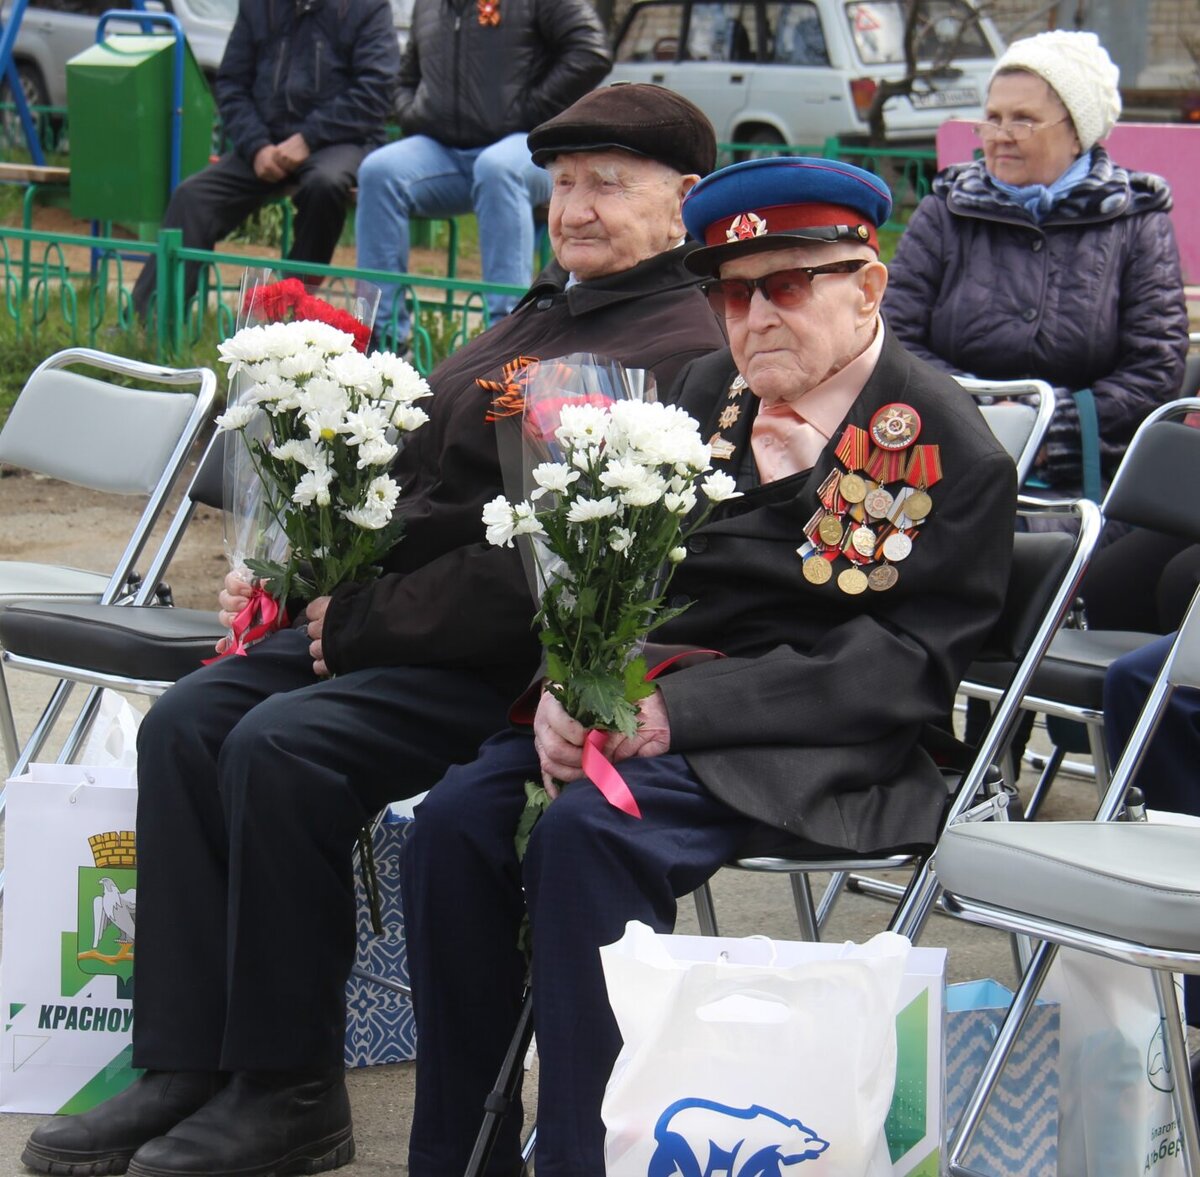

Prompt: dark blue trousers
xmin=401 ymin=727 xmax=768 ymax=1177
xmin=1104 ymin=632 xmax=1200 ymax=1024
xmin=133 ymin=628 xmax=513 ymax=1072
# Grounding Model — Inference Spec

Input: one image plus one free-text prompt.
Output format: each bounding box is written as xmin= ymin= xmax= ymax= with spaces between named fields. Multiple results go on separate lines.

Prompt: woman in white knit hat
xmin=884 ymin=29 xmax=1188 ymax=516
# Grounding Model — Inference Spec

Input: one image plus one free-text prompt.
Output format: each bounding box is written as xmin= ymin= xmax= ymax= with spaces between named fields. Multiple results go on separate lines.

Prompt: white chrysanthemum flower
xmin=668 ymin=546 xmax=687 ymax=563
xmin=511 ymin=501 xmax=546 ymax=539
xmin=566 ymin=496 xmax=619 ymax=523
xmin=374 ymin=353 xmax=432 ymax=402
xmin=344 ymin=474 xmax=401 ymax=525
xmin=214 ymin=403 xmax=256 ymax=431
xmin=303 ymin=407 xmax=346 ymax=444
xmin=356 ymin=437 xmax=399 ymax=469
xmin=608 ymin=526 xmax=633 ymax=553
xmin=270 ymin=438 xmax=323 ymax=469
xmin=391 ymin=404 xmax=430 ymax=432
xmin=556 ymin=404 xmax=609 ymax=448
xmin=278 ymin=350 xmax=322 ymax=382
xmin=295 ymin=376 xmax=348 ymax=415
xmin=664 ymin=489 xmax=697 ymax=515
xmin=343 ymin=407 xmax=391 ymax=446
xmin=531 ymin=462 xmax=580 ymax=500
xmin=217 ymin=325 xmax=273 ymax=370
xmin=571 ymin=445 xmax=601 ymax=472
xmin=329 ymin=349 xmax=382 ymax=395
xmin=483 ymin=495 xmax=518 ymax=547
xmin=600 ymin=459 xmax=666 ymax=507
xmin=701 ymin=470 xmax=742 ymax=502
xmin=293 ymin=466 xmax=334 ymax=507
xmin=295 ymin=319 xmax=355 ymax=355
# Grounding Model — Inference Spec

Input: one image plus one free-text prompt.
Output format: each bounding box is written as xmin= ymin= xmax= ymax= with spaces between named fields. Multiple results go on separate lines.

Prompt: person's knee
xmin=137 ymin=670 xmax=213 ymax=757
xmin=357 ymin=144 xmax=412 ymax=205
xmin=472 ymin=144 xmax=528 ymax=191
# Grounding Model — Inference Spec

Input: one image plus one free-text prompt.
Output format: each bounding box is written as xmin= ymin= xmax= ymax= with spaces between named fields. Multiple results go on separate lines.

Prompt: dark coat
xmin=397 ymin=0 xmax=611 ymax=149
xmin=883 ymin=148 xmax=1189 ymax=490
xmin=654 ymin=332 xmax=1016 ymax=853
xmin=320 ymin=246 xmax=727 ymax=694
xmin=216 ymin=0 xmax=400 ymax=162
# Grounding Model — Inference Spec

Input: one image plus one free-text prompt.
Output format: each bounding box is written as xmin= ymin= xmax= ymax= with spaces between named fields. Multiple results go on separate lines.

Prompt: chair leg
xmin=1151 ymin=968 xmax=1200 ymax=1177
xmin=54 ymin=685 xmax=103 ymax=765
xmin=3 ymin=678 xmax=78 ymax=805
xmin=692 ymin=882 xmax=719 ymax=937
xmin=1022 ymin=743 xmax=1064 ymax=820
xmin=814 ymin=870 xmax=848 ymax=930
xmin=947 ymin=938 xmax=1060 ymax=1176
xmin=789 ymin=873 xmax=820 ymax=941
xmin=1086 ymin=721 xmax=1111 ymax=811
xmin=0 ymin=659 xmax=19 ymax=774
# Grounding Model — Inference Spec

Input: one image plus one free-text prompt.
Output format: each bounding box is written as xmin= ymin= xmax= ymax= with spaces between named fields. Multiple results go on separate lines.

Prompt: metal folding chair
xmin=955 ymin=376 xmax=1055 ymax=487
xmin=960 ymin=396 xmax=1200 ymax=818
xmin=0 ymin=348 xmax=215 ymax=772
xmin=937 ymin=584 xmax=1200 ymax=1177
xmin=0 ymin=433 xmax=226 ymax=811
xmin=691 ymin=496 xmax=1102 ymax=942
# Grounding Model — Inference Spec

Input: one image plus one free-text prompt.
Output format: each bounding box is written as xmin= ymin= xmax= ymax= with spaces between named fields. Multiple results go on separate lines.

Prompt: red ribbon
xmin=581 ymin=729 xmax=643 ymax=818
xmin=202 ymin=585 xmax=288 ymax=664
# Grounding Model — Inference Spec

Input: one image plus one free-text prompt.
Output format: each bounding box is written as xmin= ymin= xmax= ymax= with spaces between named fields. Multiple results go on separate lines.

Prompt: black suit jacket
xmin=654 ymin=331 xmax=1017 ymax=853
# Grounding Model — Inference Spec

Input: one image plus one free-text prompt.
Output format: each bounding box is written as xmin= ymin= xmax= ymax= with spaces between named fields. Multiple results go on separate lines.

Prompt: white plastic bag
xmin=600 ymin=923 xmax=911 ymax=1177
xmin=80 ymin=689 xmax=142 ymax=769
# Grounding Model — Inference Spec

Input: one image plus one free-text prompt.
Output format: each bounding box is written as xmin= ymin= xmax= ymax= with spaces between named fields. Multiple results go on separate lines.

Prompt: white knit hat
xmin=991 ymin=30 xmax=1122 ymax=151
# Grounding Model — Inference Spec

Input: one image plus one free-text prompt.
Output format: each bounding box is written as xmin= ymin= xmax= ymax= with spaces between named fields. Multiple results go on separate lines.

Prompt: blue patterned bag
xmin=344 ymin=813 xmax=416 ymax=1068
xmin=944 ymin=980 xmax=1059 ymax=1177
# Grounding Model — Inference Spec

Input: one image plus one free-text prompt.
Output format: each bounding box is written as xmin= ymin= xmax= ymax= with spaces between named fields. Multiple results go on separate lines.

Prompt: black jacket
xmin=216 ymin=0 xmax=401 ymax=162
xmin=656 ymin=332 xmax=1016 ymax=853
xmin=397 ymin=0 xmax=611 ymax=149
xmin=320 ymin=246 xmax=726 ymax=693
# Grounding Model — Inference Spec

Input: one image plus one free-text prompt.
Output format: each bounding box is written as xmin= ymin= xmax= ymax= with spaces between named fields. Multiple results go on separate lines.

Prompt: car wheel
xmin=1 ymin=63 xmax=50 ymax=150
xmin=733 ymin=127 xmax=786 ymax=163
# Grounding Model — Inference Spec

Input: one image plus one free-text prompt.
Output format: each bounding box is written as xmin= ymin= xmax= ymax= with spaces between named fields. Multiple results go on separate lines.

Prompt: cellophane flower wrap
xmin=213 ymin=269 xmax=431 ymax=648
xmin=481 ymin=354 xmax=741 ymax=857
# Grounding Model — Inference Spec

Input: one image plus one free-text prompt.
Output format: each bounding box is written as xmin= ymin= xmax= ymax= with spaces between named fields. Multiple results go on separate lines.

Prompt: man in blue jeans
xmin=355 ymin=0 xmax=611 ymax=348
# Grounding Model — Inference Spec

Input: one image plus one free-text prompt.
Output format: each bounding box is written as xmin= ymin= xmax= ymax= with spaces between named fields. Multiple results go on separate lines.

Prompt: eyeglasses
xmin=703 ymin=259 xmax=869 ymax=318
xmin=973 ymin=115 xmax=1071 ymax=141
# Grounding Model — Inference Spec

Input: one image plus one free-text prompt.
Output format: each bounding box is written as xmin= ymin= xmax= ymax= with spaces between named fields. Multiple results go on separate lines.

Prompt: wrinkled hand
xmin=604 ymin=691 xmax=671 ymax=763
xmin=304 ymin=595 xmax=332 ymax=677
xmin=213 ymin=570 xmax=254 ymax=655
xmin=532 ymin=688 xmax=671 ymax=796
xmin=275 ymin=133 xmax=310 ymax=174
xmin=253 ymin=144 xmax=287 ymax=183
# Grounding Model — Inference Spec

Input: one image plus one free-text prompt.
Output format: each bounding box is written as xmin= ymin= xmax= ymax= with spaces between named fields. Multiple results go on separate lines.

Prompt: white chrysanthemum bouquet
xmin=215 ymin=317 xmax=431 ymax=607
xmin=483 ymin=357 xmax=739 ymax=846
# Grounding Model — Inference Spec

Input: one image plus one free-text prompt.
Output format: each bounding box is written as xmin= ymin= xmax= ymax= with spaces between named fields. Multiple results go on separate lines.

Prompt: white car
xmin=608 ymin=0 xmax=1005 ymax=147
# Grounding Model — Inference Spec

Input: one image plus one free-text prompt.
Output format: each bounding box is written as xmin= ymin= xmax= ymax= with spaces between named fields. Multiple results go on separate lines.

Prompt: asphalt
xmin=0 ymin=674 xmax=1128 ymax=1175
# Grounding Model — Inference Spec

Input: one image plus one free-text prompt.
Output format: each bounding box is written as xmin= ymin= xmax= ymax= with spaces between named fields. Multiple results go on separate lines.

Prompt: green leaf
xmin=514 ymin=779 xmax=553 ymax=863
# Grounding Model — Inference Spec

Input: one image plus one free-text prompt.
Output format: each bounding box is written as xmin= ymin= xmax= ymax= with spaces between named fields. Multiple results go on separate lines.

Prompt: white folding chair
xmin=0 ymin=349 xmax=215 ymax=772
xmin=937 ymin=584 xmax=1200 ymax=1177
xmin=954 ymin=376 xmax=1055 ymax=487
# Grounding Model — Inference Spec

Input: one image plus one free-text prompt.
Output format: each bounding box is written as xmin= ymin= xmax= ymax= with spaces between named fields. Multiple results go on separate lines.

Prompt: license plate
xmin=910 ymin=87 xmax=979 ymax=109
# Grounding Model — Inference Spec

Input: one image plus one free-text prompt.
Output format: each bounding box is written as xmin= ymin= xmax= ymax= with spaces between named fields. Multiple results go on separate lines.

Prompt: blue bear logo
xmin=648 ymin=1098 xmax=830 ymax=1177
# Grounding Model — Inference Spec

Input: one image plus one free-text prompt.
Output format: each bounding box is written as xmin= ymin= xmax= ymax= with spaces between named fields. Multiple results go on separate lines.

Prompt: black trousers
xmin=130 ymin=627 xmax=512 ymax=1073
xmin=131 ymin=143 xmax=367 ymax=317
xmin=403 ymin=727 xmax=769 ymax=1177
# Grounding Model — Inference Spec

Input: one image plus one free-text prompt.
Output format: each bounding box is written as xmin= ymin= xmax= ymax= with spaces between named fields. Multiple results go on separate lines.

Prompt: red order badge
xmin=870 ymin=403 xmax=922 ymax=451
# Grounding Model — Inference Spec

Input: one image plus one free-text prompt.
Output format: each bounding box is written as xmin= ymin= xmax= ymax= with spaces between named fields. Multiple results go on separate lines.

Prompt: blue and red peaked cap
xmin=681 ymin=156 xmax=893 ymax=276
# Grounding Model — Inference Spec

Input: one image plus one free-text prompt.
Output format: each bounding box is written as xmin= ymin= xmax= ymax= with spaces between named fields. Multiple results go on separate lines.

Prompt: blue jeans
xmin=355 ymin=133 xmax=552 ymax=341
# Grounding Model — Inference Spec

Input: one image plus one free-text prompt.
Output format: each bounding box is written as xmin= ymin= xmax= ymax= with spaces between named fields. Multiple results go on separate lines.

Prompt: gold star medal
xmin=718 ymin=403 xmax=741 ymax=431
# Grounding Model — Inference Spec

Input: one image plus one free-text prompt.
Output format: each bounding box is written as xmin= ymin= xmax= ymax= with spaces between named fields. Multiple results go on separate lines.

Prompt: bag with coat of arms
xmin=0 ymin=764 xmax=141 ymax=1113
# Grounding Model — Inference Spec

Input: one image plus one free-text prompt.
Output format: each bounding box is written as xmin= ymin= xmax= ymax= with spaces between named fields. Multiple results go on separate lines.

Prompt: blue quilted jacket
xmin=883 ymin=147 xmax=1189 ymax=489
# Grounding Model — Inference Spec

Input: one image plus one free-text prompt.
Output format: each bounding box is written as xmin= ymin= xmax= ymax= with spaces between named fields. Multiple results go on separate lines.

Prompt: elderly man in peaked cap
xmin=401 ymin=156 xmax=1017 ymax=1174
xmin=21 ymin=85 xmax=724 ymax=1177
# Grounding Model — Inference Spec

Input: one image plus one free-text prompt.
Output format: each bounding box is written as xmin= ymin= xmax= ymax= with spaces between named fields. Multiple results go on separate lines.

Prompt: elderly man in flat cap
xmin=401 ymin=156 xmax=1017 ymax=1174
xmin=20 ymin=85 xmax=723 ymax=1177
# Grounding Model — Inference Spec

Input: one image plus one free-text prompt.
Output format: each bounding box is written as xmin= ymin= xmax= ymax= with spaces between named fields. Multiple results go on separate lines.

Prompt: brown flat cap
xmin=528 ymin=83 xmax=716 ymax=178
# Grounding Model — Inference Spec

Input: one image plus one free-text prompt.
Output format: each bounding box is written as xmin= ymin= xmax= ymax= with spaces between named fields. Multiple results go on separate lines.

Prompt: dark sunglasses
xmin=703 ymin=259 xmax=870 ymax=318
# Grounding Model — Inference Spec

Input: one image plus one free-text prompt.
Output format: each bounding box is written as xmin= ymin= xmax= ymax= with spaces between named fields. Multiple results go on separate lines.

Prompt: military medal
xmin=839 ymin=473 xmax=866 ymax=503
xmin=718 ymin=403 xmax=741 ymax=430
xmin=834 ymin=425 xmax=870 ymax=503
xmin=730 ymin=373 xmax=747 ymax=396
xmin=851 ymin=525 xmax=876 ymax=557
xmin=477 ymin=0 xmax=500 ymax=24
xmin=803 ymin=555 xmax=833 ymax=584
xmin=870 ymin=403 xmax=921 ymax=450
xmin=837 ymin=567 xmax=868 ymax=595
xmin=902 ymin=489 xmax=932 ymax=522
xmin=709 ymin=433 xmax=736 ymax=461
xmin=868 ymin=564 xmax=899 ymax=592
xmin=818 ymin=513 xmax=844 ymax=545
xmin=863 ymin=486 xmax=894 ymax=519
xmin=902 ymin=444 xmax=942 ymax=524
xmin=882 ymin=532 xmax=913 ymax=562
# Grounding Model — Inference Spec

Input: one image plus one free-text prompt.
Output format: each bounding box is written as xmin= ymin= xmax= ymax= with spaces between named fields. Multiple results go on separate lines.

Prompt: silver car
xmin=608 ymin=0 xmax=1005 ymax=147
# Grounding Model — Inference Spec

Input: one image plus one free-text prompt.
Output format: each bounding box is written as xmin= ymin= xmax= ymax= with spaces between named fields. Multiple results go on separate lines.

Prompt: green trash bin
xmin=67 ymin=32 xmax=214 ymax=225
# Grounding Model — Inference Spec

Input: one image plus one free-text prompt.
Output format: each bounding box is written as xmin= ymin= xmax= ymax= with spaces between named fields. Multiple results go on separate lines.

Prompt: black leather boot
xmin=21 ymin=1070 xmax=226 ymax=1176
xmin=125 ymin=1069 xmax=354 ymax=1176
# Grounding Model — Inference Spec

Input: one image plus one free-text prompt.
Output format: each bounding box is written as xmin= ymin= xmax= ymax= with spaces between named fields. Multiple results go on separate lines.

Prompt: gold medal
xmin=851 ymin=525 xmax=876 ymax=557
xmin=868 ymin=564 xmax=899 ymax=592
xmin=709 ymin=434 xmax=736 ymax=461
xmin=905 ymin=490 xmax=932 ymax=521
xmin=882 ymin=532 xmax=913 ymax=562
xmin=839 ymin=472 xmax=867 ymax=503
xmin=864 ymin=487 xmax=894 ymax=519
xmin=818 ymin=514 xmax=844 ymax=545
xmin=802 ymin=555 xmax=833 ymax=584
xmin=718 ymin=404 xmax=741 ymax=430
xmin=837 ymin=567 xmax=869 ymax=595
